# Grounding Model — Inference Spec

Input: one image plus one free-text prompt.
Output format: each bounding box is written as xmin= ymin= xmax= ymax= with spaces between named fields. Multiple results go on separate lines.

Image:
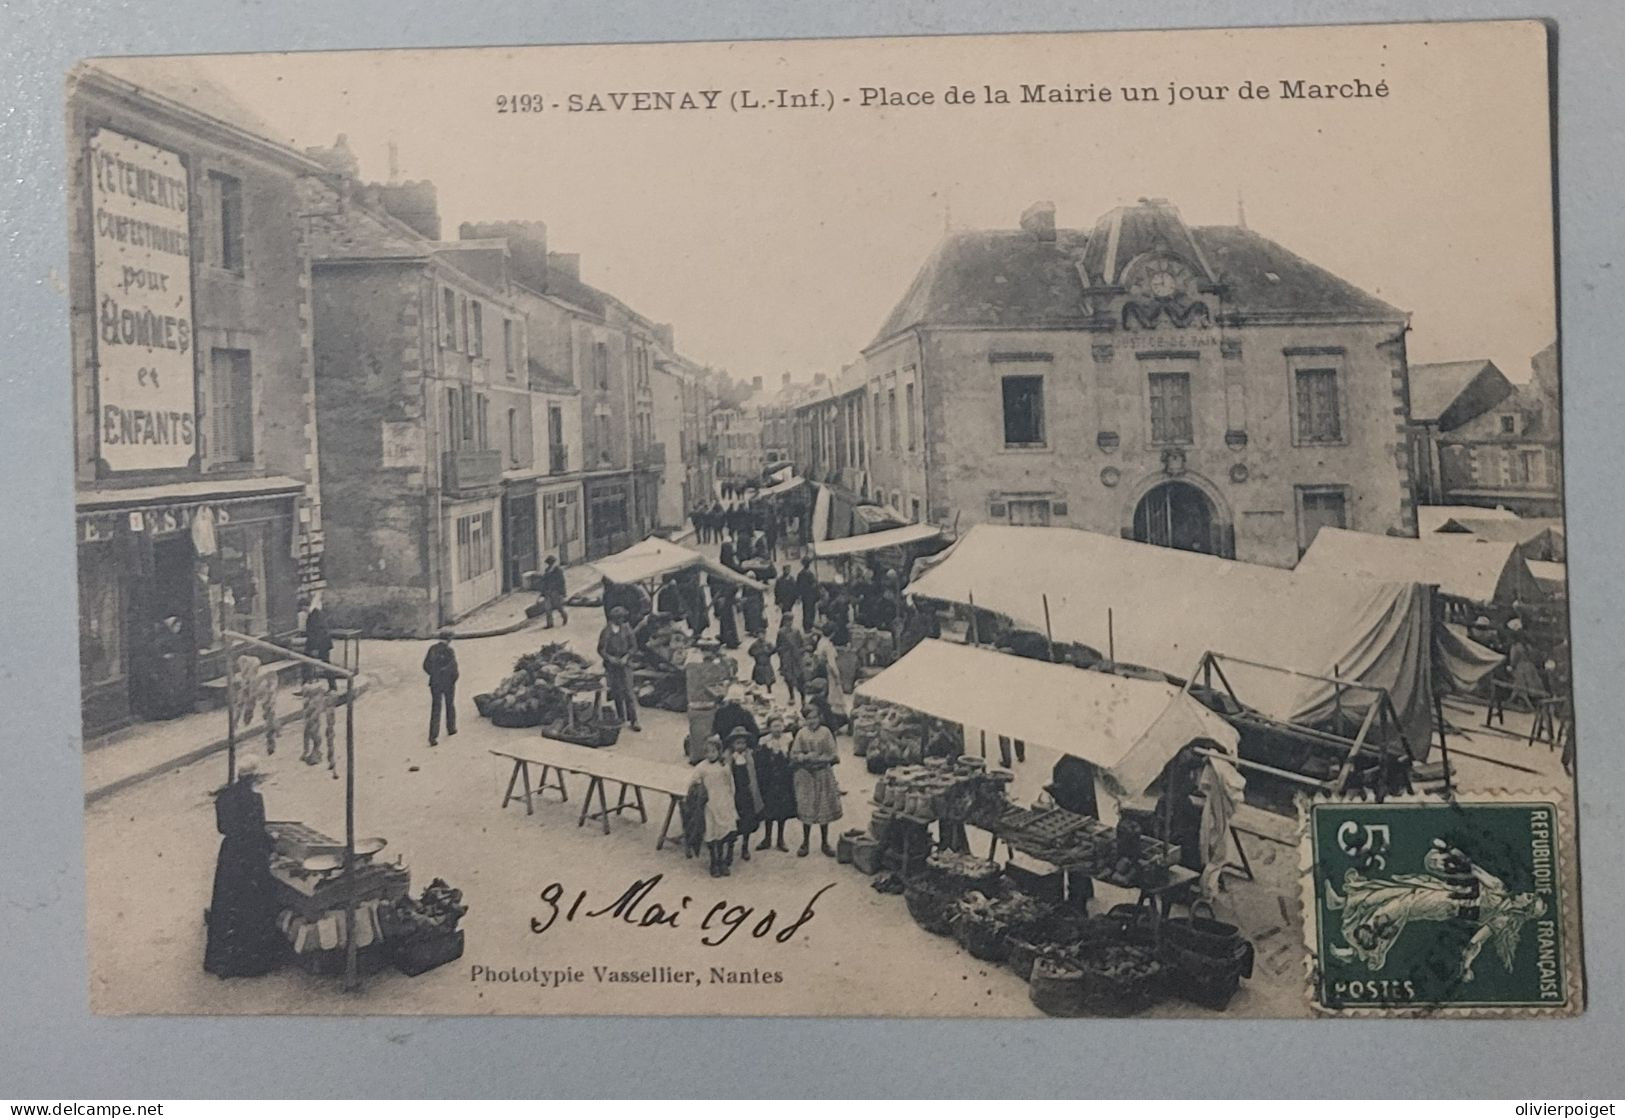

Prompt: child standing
xmin=753 ymin=714 xmax=798 ymax=853
xmin=727 ymin=727 xmax=765 ymax=864
xmin=747 ymin=632 xmax=776 ymax=697
xmin=690 ymin=735 xmax=738 ymax=877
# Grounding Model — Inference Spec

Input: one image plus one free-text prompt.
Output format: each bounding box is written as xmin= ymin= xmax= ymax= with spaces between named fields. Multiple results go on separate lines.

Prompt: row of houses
xmin=70 ymin=63 xmax=720 ymax=736
xmin=790 ymin=197 xmax=1560 ymax=568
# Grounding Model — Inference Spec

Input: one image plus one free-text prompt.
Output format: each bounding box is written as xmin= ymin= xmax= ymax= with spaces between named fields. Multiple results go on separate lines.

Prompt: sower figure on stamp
xmin=423 ymin=629 xmax=459 ymax=747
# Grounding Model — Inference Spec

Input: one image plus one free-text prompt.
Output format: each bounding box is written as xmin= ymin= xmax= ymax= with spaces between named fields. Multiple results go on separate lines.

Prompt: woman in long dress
xmin=203 ymin=757 xmax=284 ymax=977
xmin=791 ymin=704 xmax=843 ymax=857
xmin=753 ymin=714 xmax=799 ymax=852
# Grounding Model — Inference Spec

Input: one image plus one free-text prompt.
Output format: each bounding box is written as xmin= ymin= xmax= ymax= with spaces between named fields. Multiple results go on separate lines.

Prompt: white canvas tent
xmin=1417 ymin=505 xmax=1517 ymax=535
xmin=808 ymin=522 xmax=943 ymax=558
xmin=589 ymin=536 xmax=758 ymax=589
xmin=1434 ymin=516 xmax=1566 ymax=562
xmin=907 ymin=524 xmax=1434 ymax=751
xmin=856 ymin=639 xmax=1239 ymax=800
xmin=1297 ymin=526 xmax=1544 ymax=606
xmin=758 ymin=474 xmax=807 ymax=499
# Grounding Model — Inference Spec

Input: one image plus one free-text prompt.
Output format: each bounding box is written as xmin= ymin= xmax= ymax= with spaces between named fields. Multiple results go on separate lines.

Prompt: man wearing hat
xmin=422 ymin=629 xmax=460 ymax=746
xmin=597 ymin=605 xmax=642 ymax=732
xmin=537 ymin=555 xmax=569 ymax=629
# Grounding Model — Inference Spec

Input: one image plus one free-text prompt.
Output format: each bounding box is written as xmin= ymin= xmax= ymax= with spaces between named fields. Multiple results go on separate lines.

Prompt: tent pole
xmin=1042 ymin=594 xmax=1056 ymax=662
xmin=225 ymin=633 xmax=238 ymax=785
xmin=1107 ymin=608 xmax=1115 ymax=664
xmin=342 ymin=669 xmax=359 ymax=993
xmin=1434 ymin=690 xmax=1455 ymax=795
xmin=967 ymin=591 xmax=980 ymax=647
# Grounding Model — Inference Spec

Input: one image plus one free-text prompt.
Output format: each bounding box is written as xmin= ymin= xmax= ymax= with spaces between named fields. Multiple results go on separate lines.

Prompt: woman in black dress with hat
xmin=203 ymin=756 xmax=284 ymax=977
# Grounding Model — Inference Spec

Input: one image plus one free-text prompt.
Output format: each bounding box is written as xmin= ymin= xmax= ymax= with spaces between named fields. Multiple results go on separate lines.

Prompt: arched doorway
xmin=1132 ymin=480 xmax=1221 ymax=555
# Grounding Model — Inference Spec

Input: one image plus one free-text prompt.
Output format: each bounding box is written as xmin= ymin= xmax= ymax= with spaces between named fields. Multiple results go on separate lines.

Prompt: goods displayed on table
xmin=632 ymin=619 xmax=693 ymax=712
xmin=873 ymin=757 xmax=1012 ymax=823
xmin=265 ymin=822 xmax=411 ymax=976
xmin=851 ymin=698 xmax=965 ymax=770
xmin=990 ymin=807 xmax=1182 ymax=890
xmin=473 ymin=643 xmax=592 ymax=728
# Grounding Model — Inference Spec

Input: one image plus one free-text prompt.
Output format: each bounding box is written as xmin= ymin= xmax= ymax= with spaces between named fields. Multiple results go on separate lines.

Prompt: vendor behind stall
xmin=204 ymin=756 xmax=283 ymax=978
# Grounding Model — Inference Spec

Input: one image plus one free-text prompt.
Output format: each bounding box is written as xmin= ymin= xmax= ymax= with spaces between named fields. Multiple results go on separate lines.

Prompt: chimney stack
xmin=546 ymin=252 xmax=580 ymax=282
xmin=752 ymin=376 xmax=763 ymax=392
xmin=1020 ymin=201 xmax=1056 ymax=242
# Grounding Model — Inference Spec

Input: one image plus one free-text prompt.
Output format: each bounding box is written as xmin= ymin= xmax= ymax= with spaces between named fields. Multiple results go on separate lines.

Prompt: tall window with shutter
xmin=1148 ymin=372 xmax=1192 ymax=445
xmin=209 ymin=348 xmax=254 ymax=464
xmin=1295 ymin=368 xmax=1343 ymax=443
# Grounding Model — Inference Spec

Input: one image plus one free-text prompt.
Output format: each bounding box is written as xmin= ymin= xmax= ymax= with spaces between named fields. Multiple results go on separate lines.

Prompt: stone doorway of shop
xmin=1133 ymin=480 xmax=1229 ymax=557
xmin=128 ymin=536 xmax=199 ymax=721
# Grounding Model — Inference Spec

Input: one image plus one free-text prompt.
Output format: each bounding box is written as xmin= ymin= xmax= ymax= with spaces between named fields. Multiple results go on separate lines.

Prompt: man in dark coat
xmin=711 ymin=574 xmax=741 ymax=649
xmin=537 ymin=555 xmax=569 ymax=629
xmin=301 ymin=596 xmax=336 ymax=690
xmin=597 ymin=605 xmax=642 ymax=732
xmin=773 ymin=564 xmax=797 ymax=616
xmin=795 ymin=557 xmax=820 ymax=632
xmin=423 ymin=629 xmax=459 ymax=746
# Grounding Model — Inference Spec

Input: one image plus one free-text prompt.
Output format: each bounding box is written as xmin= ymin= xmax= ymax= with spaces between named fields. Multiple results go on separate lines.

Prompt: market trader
xmin=597 ymin=605 xmax=643 ymax=733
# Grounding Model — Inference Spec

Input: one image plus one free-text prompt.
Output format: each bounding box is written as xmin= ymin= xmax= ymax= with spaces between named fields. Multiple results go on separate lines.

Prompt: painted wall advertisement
xmin=90 ymin=127 xmax=196 ymax=472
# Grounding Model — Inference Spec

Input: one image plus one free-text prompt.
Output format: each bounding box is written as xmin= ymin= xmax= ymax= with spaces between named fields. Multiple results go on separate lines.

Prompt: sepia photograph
xmin=67 ymin=20 xmax=1579 ymax=1020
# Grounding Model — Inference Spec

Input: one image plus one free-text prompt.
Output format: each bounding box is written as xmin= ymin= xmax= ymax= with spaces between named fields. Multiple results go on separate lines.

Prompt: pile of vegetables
xmin=475 ymin=643 xmax=594 ymax=727
xmin=925 ymin=850 xmax=1002 ymax=888
xmin=381 ymin=878 xmax=468 ymax=943
xmin=955 ymin=890 xmax=1048 ymax=932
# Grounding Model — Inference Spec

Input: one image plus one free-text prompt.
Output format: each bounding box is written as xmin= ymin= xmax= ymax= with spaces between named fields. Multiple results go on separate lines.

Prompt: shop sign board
xmin=89 ymin=128 xmax=197 ymax=473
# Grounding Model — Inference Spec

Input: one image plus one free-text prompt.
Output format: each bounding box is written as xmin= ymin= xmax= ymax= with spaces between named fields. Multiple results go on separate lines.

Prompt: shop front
xmin=77 ymin=483 xmax=305 ymax=738
xmin=443 ymin=496 xmax=503 ymax=622
xmin=500 ymin=482 xmax=540 ymax=593
xmin=539 ymin=481 xmax=583 ymax=566
xmin=584 ymin=474 xmax=634 ymax=560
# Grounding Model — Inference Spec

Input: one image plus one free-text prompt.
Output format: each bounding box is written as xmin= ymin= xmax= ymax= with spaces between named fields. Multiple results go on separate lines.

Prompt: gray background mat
xmin=2 ymin=0 xmax=1621 ymax=1098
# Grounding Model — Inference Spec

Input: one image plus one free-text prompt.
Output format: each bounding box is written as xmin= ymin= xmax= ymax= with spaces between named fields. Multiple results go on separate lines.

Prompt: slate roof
xmin=1408 ymin=360 xmax=1515 ymax=429
xmin=867 ymin=202 xmax=1405 ymax=350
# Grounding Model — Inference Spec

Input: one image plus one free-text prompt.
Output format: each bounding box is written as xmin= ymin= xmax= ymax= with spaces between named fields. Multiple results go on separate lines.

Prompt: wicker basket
xmin=389 ymin=930 xmax=465 ymax=977
xmin=1077 ymin=946 xmax=1164 ymax=1017
xmin=952 ymin=912 xmax=1011 ymax=963
xmin=903 ymin=878 xmax=957 ymax=937
xmin=1029 ymin=957 xmax=1088 ymax=1017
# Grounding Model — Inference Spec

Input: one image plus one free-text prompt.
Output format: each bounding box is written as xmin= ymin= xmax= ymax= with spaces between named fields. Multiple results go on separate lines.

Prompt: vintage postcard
xmin=71 ymin=20 xmax=1579 ymax=1017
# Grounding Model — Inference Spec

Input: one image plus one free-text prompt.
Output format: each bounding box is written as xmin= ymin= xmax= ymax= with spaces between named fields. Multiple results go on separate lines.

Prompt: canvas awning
xmin=855 ymin=639 xmax=1238 ymax=799
xmin=1435 ymin=516 xmax=1566 ymax=562
xmin=1529 ymin=560 xmax=1567 ymax=596
xmin=907 ymin=524 xmax=1435 ymax=751
xmin=1416 ymin=505 xmax=1518 ymax=535
xmin=1297 ymin=526 xmax=1543 ymax=605
xmin=589 ymin=536 xmax=758 ymax=589
xmin=757 ymin=475 xmax=806 ymax=498
xmin=809 ymin=522 xmax=943 ymax=558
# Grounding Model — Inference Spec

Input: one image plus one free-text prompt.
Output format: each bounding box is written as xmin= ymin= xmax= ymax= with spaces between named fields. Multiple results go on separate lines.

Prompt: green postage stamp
xmin=1303 ymin=796 xmax=1580 ymax=1015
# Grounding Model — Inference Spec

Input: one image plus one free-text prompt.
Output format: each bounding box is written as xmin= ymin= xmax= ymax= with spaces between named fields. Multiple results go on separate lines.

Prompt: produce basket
xmin=836 ymin=830 xmax=864 ymax=865
xmin=903 ymin=877 xmax=958 ymax=937
xmin=542 ymin=718 xmax=622 ymax=748
xmin=850 ymin=836 xmax=883 ymax=875
xmin=390 ymin=930 xmax=465 ymax=977
xmin=1076 ymin=945 xmax=1164 ymax=1017
xmin=952 ymin=911 xmax=1011 ymax=963
xmin=1028 ymin=956 xmax=1088 ymax=1017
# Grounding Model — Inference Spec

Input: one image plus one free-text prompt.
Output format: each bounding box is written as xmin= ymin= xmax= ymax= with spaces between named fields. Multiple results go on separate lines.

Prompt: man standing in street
xmin=795 ymin=556 xmax=820 ymax=633
xmin=537 ymin=555 xmax=569 ymax=629
xmin=423 ymin=629 xmax=459 ymax=747
xmin=597 ymin=605 xmax=642 ymax=732
xmin=773 ymin=563 xmax=797 ymax=618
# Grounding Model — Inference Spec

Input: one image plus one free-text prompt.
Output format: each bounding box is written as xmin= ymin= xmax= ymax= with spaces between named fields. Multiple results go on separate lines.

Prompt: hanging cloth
xmin=1197 ymin=755 xmax=1247 ymax=900
xmin=191 ymin=505 xmax=218 ymax=556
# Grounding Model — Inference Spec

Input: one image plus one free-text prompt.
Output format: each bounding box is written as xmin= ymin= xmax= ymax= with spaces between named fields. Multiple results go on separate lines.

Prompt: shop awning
xmin=75 ymin=475 xmax=306 ymax=510
xmin=588 ymin=536 xmax=758 ymax=588
xmin=809 ymin=522 xmax=943 ymax=558
xmin=1297 ymin=526 xmax=1543 ymax=605
xmin=855 ymin=639 xmax=1238 ymax=798
xmin=758 ymin=475 xmax=807 ymax=498
xmin=907 ymin=524 xmax=1435 ymax=751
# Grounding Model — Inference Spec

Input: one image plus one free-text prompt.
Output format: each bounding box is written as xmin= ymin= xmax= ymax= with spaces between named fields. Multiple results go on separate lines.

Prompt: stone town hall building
xmin=824 ymin=198 xmax=1415 ymax=569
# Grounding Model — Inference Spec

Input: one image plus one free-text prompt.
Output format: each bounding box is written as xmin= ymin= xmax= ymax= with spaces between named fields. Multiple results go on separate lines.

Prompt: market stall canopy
xmin=589 ymin=536 xmax=758 ymax=589
xmin=852 ymin=503 xmax=907 ymax=532
xmin=1297 ymin=526 xmax=1543 ymax=605
xmin=1434 ymin=516 xmax=1566 ymax=561
xmin=808 ymin=522 xmax=943 ymax=558
xmin=1528 ymin=560 xmax=1568 ymax=597
xmin=907 ymin=524 xmax=1434 ymax=750
xmin=1417 ymin=505 xmax=1517 ymax=535
xmin=855 ymin=639 xmax=1238 ymax=799
xmin=758 ymin=475 xmax=807 ymax=498
xmin=765 ymin=461 xmax=794 ymax=479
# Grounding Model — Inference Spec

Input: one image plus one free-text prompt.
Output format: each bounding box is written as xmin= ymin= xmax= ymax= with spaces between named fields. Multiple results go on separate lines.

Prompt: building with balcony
xmin=810 ymin=198 xmax=1416 ymax=568
xmin=68 ymin=61 xmax=327 ymax=735
xmin=305 ymin=178 xmax=531 ymax=633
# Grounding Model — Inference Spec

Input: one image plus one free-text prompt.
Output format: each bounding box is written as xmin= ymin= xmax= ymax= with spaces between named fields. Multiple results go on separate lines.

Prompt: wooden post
xmin=1434 ymin=691 xmax=1455 ymax=795
xmin=1042 ymin=594 xmax=1056 ymax=662
xmin=343 ymin=669 xmax=359 ymax=992
xmin=1107 ymin=608 xmax=1115 ymax=664
xmin=224 ymin=635 xmax=238 ymax=785
xmin=967 ymin=590 xmax=980 ymax=647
